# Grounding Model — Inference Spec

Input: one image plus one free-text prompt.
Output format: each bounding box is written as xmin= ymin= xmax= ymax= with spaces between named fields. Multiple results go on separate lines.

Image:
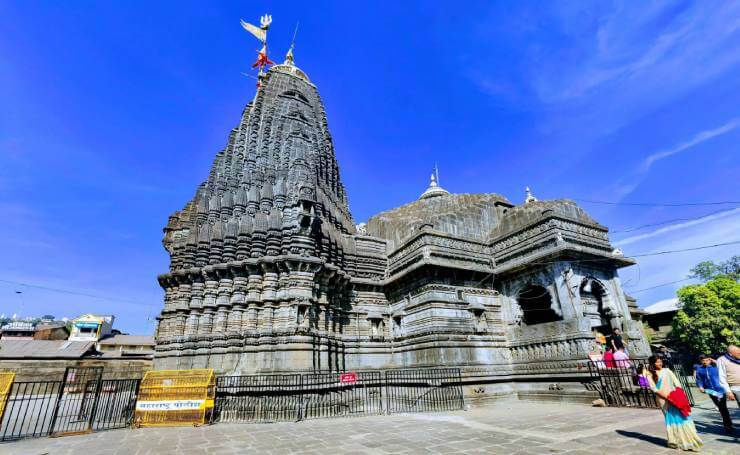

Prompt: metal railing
xmin=93 ymin=379 xmax=140 ymax=431
xmin=2 ymin=367 xmax=463 ymax=441
xmin=385 ymin=368 xmax=464 ymax=413
xmin=588 ymin=360 xmax=658 ymax=408
xmin=0 ymin=369 xmax=140 ymax=442
xmin=212 ymin=368 xmax=462 ymax=423
xmin=301 ymin=371 xmax=383 ymax=420
xmin=0 ymin=381 xmax=62 ymax=441
xmin=214 ymin=374 xmax=303 ymax=423
xmin=588 ymin=359 xmax=695 ymax=408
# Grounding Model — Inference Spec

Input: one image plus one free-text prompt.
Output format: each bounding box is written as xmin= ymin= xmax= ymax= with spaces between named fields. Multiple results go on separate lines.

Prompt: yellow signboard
xmin=134 ymin=369 xmax=215 ymax=427
xmin=0 ymin=372 xmax=15 ymax=424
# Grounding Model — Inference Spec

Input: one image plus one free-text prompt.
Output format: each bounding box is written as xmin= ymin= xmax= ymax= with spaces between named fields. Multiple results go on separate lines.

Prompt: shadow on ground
xmin=614 ymin=430 xmax=666 ymax=447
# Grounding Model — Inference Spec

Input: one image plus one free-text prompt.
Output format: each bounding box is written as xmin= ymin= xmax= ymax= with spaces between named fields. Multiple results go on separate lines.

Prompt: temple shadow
xmin=615 ymin=430 xmax=665 ymax=447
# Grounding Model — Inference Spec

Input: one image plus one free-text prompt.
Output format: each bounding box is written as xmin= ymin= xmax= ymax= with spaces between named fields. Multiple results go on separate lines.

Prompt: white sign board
xmin=135 ymin=400 xmax=205 ymax=411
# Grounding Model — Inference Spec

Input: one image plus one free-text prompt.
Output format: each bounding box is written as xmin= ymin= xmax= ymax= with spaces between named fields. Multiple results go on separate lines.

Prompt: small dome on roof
xmin=419 ymin=173 xmax=449 ymax=200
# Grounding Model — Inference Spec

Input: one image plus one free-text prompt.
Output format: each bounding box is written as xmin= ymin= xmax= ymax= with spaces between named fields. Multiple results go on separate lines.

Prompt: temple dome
xmin=270 ymin=47 xmax=311 ymax=84
xmin=419 ymin=174 xmax=449 ymax=200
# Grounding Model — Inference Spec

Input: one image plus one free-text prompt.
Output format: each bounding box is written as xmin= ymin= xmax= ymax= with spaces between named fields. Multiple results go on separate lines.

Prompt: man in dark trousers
xmin=696 ymin=354 xmax=734 ymax=433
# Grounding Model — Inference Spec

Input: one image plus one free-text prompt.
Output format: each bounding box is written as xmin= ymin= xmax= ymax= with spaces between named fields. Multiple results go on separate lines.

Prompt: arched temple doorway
xmin=580 ymin=278 xmax=618 ymax=335
xmin=516 ymin=284 xmax=562 ymax=325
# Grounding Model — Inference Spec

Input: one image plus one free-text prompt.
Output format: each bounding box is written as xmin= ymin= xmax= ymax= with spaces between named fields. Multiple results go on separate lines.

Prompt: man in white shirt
xmin=717 ymin=345 xmax=740 ymax=408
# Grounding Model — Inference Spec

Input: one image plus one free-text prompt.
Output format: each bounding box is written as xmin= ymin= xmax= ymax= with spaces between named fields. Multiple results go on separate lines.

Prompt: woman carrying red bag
xmin=643 ymin=355 xmax=702 ymax=451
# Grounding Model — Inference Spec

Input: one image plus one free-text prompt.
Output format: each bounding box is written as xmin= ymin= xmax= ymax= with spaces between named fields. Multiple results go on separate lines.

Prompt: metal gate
xmin=384 ymin=368 xmax=464 ymax=413
xmin=49 ymin=367 xmax=103 ymax=436
xmin=0 ymin=369 xmax=139 ymax=441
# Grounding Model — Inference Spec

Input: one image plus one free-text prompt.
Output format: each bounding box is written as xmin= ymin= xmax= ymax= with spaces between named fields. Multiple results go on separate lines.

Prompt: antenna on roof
xmin=291 ymin=21 xmax=300 ymax=49
xmin=285 ymin=22 xmax=300 ymax=65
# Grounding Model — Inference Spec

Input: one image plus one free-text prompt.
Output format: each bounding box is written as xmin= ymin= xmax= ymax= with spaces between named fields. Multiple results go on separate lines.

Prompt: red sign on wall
xmin=340 ymin=372 xmax=357 ymax=384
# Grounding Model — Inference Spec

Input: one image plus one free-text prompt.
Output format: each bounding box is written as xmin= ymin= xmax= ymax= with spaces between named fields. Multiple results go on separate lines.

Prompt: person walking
xmin=613 ymin=346 xmax=632 ymax=369
xmin=603 ymin=346 xmax=616 ymax=368
xmin=644 ymin=355 xmax=702 ymax=451
xmin=695 ymin=354 xmax=733 ymax=433
xmin=717 ymin=345 xmax=740 ymax=409
xmin=610 ymin=328 xmax=625 ymax=352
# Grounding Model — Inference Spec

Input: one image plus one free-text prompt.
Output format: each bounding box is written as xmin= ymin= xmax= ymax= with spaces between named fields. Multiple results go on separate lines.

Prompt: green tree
xmin=689 ymin=256 xmax=740 ymax=281
xmin=671 ymin=275 xmax=740 ymax=355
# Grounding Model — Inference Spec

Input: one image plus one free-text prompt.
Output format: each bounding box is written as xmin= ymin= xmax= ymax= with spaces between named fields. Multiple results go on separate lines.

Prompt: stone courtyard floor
xmin=3 ymin=399 xmax=738 ymax=455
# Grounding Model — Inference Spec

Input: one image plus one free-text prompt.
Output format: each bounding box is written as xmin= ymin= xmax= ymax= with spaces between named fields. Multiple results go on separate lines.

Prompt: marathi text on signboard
xmin=135 ymin=400 xmax=209 ymax=411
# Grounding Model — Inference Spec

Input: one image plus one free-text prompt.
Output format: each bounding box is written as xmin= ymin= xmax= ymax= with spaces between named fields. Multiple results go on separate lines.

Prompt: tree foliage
xmin=689 ymin=256 xmax=740 ymax=281
xmin=671 ymin=275 xmax=740 ymax=355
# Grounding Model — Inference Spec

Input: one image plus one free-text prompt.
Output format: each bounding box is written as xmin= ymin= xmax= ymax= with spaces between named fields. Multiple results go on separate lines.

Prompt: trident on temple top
xmin=240 ymin=14 xmax=274 ymax=83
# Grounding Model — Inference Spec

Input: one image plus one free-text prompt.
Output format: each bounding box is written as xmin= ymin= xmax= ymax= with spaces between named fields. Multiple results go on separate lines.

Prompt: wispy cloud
xmin=618 ymin=206 xmax=740 ymax=306
xmin=604 ymin=117 xmax=740 ymax=201
xmin=641 ymin=118 xmax=740 ymax=172
xmin=614 ymin=207 xmax=740 ymax=247
xmin=534 ymin=2 xmax=740 ymax=104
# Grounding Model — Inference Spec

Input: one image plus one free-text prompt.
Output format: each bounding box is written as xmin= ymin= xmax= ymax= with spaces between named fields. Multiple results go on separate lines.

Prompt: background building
xmin=68 ymin=314 xmax=114 ymax=342
xmin=0 ymin=313 xmax=153 ymax=381
xmin=0 ymin=321 xmax=36 ymax=340
xmin=642 ymin=298 xmax=680 ymax=347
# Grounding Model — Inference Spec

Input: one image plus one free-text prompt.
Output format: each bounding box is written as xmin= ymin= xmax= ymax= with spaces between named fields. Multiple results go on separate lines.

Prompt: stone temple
xmin=154 ymin=48 xmax=650 ymax=401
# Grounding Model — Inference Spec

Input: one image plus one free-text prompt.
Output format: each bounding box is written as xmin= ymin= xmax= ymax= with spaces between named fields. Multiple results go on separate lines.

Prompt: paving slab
xmin=1 ymin=400 xmax=738 ymax=455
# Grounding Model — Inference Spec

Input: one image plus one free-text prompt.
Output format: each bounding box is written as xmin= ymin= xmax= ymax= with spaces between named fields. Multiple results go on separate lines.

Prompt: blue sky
xmin=1 ymin=1 xmax=738 ymax=334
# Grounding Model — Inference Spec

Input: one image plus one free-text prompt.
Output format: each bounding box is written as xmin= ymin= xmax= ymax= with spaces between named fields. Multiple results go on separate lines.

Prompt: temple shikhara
xmin=154 ymin=17 xmax=649 ymax=400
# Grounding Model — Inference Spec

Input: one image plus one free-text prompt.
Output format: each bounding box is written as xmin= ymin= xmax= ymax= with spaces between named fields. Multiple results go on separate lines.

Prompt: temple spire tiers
xmin=157 ymin=14 xmax=359 ymax=373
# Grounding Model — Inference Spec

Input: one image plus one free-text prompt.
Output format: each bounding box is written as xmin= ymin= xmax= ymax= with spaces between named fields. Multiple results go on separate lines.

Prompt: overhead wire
xmin=573 ymin=199 xmax=740 ymax=207
xmin=609 ymin=208 xmax=737 ymax=234
xmin=1 ymin=241 xmax=736 ymax=316
xmin=0 ymin=279 xmax=157 ymax=308
xmin=629 ymin=278 xmax=695 ymax=294
xmin=526 ymin=240 xmax=740 ymax=267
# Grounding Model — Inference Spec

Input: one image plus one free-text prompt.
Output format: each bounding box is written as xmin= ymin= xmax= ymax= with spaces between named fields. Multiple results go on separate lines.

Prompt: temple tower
xmin=155 ymin=49 xmax=358 ymax=372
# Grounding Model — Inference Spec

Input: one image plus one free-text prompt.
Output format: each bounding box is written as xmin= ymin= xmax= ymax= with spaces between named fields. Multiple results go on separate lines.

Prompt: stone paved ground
xmin=3 ymin=398 xmax=738 ymax=455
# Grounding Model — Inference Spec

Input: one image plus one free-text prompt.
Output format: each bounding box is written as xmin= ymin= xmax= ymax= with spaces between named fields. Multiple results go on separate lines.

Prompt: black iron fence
xmin=0 ymin=368 xmax=139 ymax=442
xmin=0 ymin=381 xmax=62 ymax=440
xmin=93 ymin=379 xmax=140 ymax=431
xmin=385 ymin=368 xmax=464 ymax=413
xmin=213 ymin=369 xmax=459 ymax=424
xmin=2 ymin=367 xmax=462 ymax=442
xmin=214 ymin=374 xmax=303 ymax=423
xmin=301 ymin=371 xmax=383 ymax=420
xmin=588 ymin=359 xmax=695 ymax=408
